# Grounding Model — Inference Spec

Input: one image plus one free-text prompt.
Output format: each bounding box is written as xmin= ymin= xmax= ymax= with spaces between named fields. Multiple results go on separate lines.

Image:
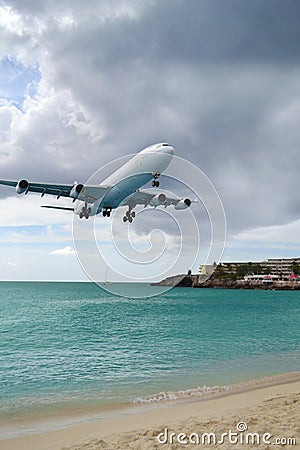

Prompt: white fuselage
xmin=73 ymin=143 xmax=175 ymax=217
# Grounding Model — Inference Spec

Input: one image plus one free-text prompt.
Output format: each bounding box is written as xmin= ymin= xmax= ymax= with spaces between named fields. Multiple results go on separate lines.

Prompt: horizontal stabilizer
xmin=41 ymin=205 xmax=74 ymax=211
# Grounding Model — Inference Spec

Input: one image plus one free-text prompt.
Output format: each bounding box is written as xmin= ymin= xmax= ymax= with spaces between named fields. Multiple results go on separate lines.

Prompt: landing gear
xmin=152 ymin=171 xmax=160 ymax=187
xmin=123 ymin=208 xmax=135 ymax=223
xmin=102 ymin=207 xmax=111 ymax=218
xmin=79 ymin=203 xmax=91 ymax=219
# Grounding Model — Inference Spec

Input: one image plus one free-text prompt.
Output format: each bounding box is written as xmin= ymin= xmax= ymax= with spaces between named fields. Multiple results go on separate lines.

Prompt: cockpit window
xmin=162 ymin=143 xmax=169 ymax=146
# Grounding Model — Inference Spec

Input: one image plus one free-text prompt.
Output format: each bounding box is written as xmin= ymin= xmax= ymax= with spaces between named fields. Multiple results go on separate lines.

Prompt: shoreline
xmin=1 ymin=372 xmax=299 ymax=449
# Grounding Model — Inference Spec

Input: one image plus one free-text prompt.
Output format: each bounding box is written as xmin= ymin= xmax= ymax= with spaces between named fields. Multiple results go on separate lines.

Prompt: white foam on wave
xmin=134 ymin=384 xmax=233 ymax=404
xmin=133 ymin=372 xmax=300 ymax=404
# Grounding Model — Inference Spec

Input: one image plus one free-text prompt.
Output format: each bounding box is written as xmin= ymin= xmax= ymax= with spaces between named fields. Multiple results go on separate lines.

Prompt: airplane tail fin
xmin=41 ymin=205 xmax=74 ymax=211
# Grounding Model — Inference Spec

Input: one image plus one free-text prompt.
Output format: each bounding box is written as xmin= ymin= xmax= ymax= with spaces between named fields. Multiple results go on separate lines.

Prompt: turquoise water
xmin=0 ymin=282 xmax=299 ymax=421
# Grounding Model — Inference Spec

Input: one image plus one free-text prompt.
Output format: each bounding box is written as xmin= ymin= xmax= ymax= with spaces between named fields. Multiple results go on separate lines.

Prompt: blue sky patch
xmin=0 ymin=56 xmax=41 ymax=107
xmin=0 ymin=224 xmax=70 ymax=241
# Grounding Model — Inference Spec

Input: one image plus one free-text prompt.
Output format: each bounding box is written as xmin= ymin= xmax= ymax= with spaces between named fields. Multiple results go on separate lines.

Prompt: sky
xmin=1 ymin=0 xmax=300 ymax=281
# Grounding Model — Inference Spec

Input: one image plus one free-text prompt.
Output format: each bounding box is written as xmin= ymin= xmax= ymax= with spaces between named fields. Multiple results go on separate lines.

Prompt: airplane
xmin=0 ymin=143 xmax=194 ymax=223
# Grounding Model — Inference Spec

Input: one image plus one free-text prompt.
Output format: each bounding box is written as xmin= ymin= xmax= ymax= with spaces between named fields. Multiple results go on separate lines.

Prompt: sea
xmin=0 ymin=282 xmax=299 ymax=438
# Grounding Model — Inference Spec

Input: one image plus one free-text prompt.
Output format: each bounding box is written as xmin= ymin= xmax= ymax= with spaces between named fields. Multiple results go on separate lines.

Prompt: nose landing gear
xmin=152 ymin=171 xmax=160 ymax=187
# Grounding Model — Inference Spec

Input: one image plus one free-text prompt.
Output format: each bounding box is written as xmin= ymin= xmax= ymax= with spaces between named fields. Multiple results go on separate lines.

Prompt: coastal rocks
xmin=152 ymin=274 xmax=198 ymax=287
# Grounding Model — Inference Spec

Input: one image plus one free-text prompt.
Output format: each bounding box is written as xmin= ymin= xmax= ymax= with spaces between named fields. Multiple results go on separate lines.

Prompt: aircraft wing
xmin=75 ymin=185 xmax=111 ymax=203
xmin=0 ymin=179 xmax=111 ymax=203
xmin=121 ymin=189 xmax=193 ymax=209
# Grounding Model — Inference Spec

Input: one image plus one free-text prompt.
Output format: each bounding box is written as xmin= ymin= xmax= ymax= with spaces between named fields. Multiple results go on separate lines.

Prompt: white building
xmin=244 ymin=274 xmax=279 ymax=282
xmin=263 ymin=258 xmax=300 ymax=277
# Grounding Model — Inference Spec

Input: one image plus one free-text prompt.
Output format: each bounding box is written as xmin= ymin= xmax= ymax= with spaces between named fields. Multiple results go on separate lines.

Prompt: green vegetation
xmin=213 ymin=265 xmax=237 ymax=281
xmin=292 ymin=262 xmax=300 ymax=275
xmin=213 ymin=262 xmax=270 ymax=280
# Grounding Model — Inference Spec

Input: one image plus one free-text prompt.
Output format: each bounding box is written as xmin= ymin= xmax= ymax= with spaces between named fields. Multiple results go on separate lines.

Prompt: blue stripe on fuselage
xmin=97 ymin=173 xmax=152 ymax=213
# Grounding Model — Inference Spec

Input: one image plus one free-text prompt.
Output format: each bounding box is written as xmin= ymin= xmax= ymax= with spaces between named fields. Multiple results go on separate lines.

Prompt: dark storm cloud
xmin=28 ymin=0 xmax=300 ymax=67
xmin=146 ymin=0 xmax=300 ymax=65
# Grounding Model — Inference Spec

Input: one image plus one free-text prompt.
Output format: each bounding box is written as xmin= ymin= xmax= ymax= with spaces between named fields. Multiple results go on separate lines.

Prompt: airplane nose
xmin=164 ymin=146 xmax=175 ymax=156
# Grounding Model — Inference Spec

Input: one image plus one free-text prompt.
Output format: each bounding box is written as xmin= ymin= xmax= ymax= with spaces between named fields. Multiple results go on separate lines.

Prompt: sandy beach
xmin=1 ymin=373 xmax=299 ymax=450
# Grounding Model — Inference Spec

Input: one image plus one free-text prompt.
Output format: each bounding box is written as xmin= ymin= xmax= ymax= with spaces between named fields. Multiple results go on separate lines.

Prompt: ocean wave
xmin=133 ymin=372 xmax=300 ymax=404
xmin=133 ymin=384 xmax=233 ymax=403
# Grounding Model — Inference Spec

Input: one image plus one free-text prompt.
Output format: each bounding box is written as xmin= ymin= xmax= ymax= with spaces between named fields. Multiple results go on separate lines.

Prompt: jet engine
xmin=149 ymin=193 xmax=166 ymax=206
xmin=174 ymin=198 xmax=191 ymax=210
xmin=70 ymin=183 xmax=84 ymax=199
xmin=16 ymin=179 xmax=29 ymax=194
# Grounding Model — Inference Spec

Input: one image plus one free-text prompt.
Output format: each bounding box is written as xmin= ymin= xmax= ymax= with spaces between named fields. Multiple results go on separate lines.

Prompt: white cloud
xmin=233 ymin=219 xmax=300 ymax=246
xmin=7 ymin=260 xmax=18 ymax=266
xmin=0 ymin=84 xmax=105 ymax=179
xmin=0 ymin=195 xmax=73 ymax=226
xmin=51 ymin=245 xmax=75 ymax=255
xmin=0 ymin=5 xmax=24 ymax=36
